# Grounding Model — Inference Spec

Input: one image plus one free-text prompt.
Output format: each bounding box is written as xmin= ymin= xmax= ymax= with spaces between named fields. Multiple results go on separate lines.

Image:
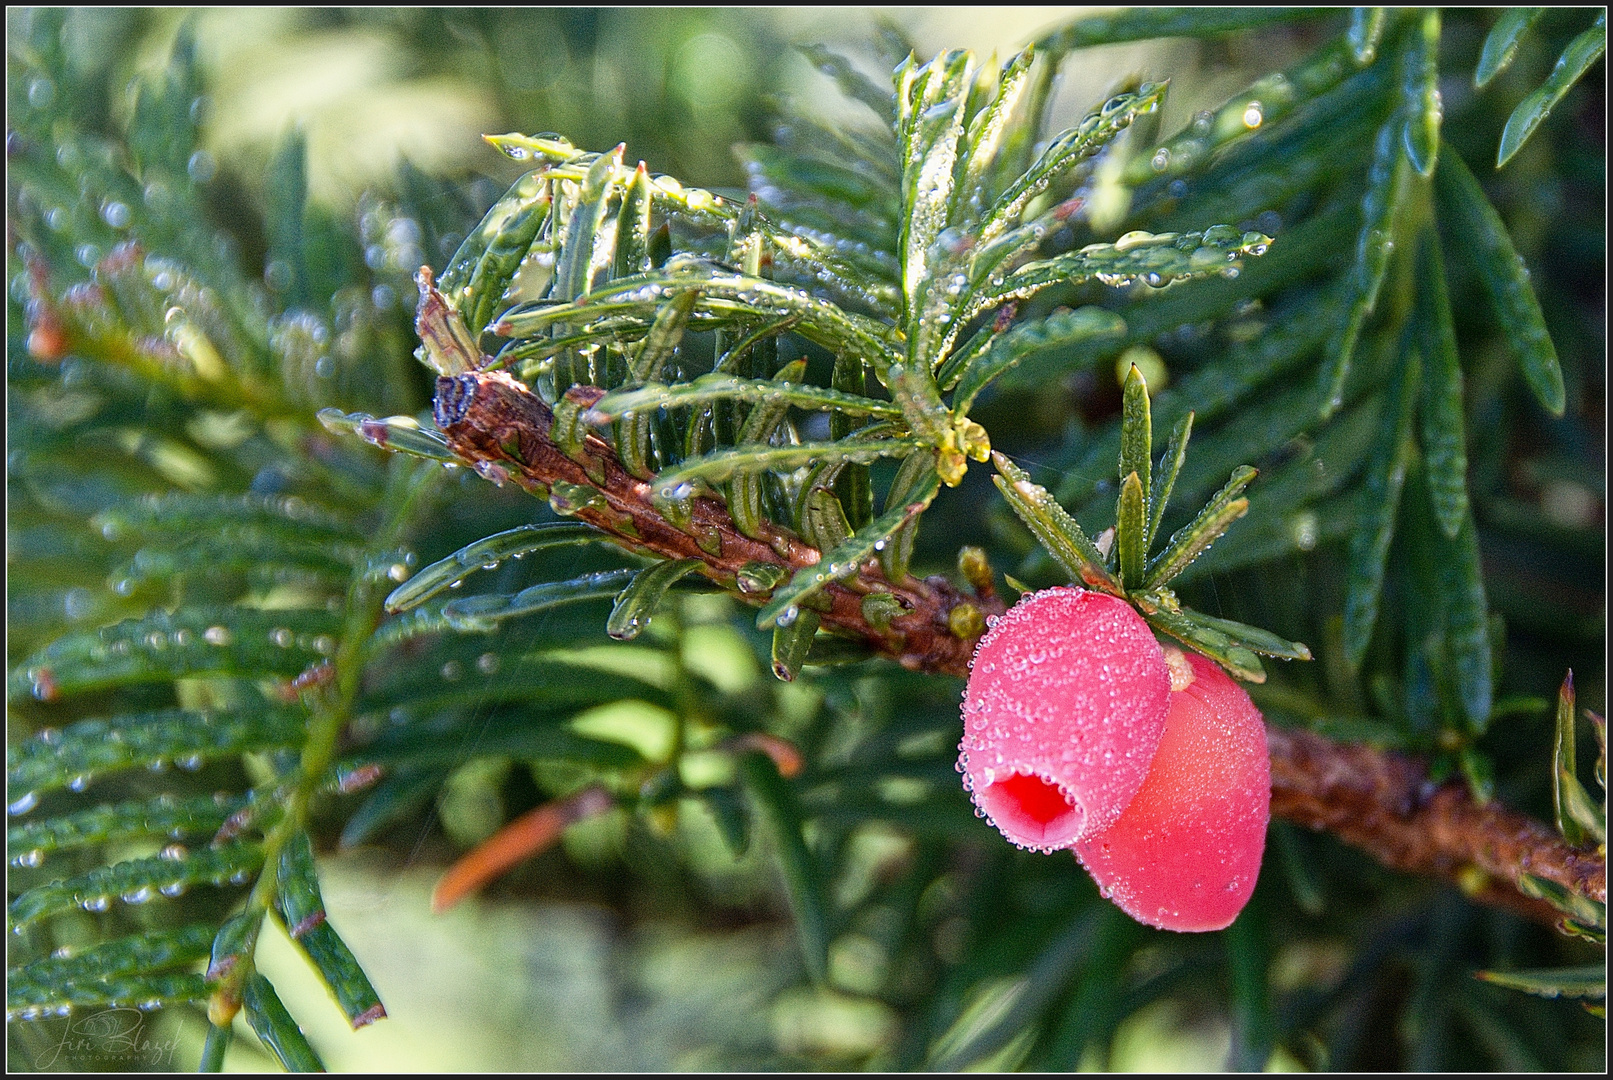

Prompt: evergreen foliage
xmin=7 ymin=7 xmax=1605 ymax=1070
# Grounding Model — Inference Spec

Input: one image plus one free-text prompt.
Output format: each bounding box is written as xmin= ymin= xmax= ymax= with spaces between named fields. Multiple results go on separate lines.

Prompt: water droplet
xmin=177 ymin=755 xmax=203 ymax=772
xmin=101 ymin=201 xmax=131 ymax=228
xmin=1150 ymin=148 xmax=1171 ymax=172
xmin=68 ymin=774 xmax=93 ymax=793
xmin=1290 ymin=511 xmax=1319 ymax=551
xmin=1242 ymin=102 xmax=1263 ymax=129
xmin=122 ymin=886 xmax=154 ymax=905
xmin=270 ymin=627 xmax=294 ymax=647
xmin=204 ymin=625 xmax=232 ymax=646
xmin=15 ymin=849 xmax=44 ymax=868
xmin=264 ymin=258 xmax=293 ymax=291
xmin=187 ymin=149 xmax=217 ymax=183
xmin=477 ymin=652 xmax=500 ymax=675
xmin=82 ymin=895 xmax=111 ymax=912
xmin=441 ymin=660 xmax=463 ymax=681
xmin=160 ymin=882 xmax=188 ymax=898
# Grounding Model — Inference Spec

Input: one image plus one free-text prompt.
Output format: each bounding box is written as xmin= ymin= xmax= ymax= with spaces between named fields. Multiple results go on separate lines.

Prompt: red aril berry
xmin=1074 ymin=648 xmax=1270 ymax=932
xmin=959 ymin=587 xmax=1171 ymax=851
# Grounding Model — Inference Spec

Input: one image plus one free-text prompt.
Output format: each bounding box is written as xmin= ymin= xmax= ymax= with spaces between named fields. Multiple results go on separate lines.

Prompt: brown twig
xmin=427 ymin=362 xmax=1605 ymax=928
xmin=1268 ymin=726 xmax=1605 ymax=926
xmin=432 ymin=368 xmax=1002 ymax=673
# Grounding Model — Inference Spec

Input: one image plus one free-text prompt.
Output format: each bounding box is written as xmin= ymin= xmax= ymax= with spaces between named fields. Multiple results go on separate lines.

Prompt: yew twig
xmin=425 ymin=339 xmax=1604 ymax=930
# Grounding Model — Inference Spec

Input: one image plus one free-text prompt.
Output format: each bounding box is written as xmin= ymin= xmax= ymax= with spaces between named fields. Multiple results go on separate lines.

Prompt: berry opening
xmin=959 ymin=587 xmax=1172 ymax=849
xmin=977 ymin=771 xmax=1086 ymax=848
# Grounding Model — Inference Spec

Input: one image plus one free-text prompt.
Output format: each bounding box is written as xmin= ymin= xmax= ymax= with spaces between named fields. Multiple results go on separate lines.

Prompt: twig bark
xmin=432 ymin=369 xmax=999 ymax=674
xmin=1268 ymin=726 xmax=1605 ymax=926
xmin=430 ymin=365 xmax=1605 ymax=928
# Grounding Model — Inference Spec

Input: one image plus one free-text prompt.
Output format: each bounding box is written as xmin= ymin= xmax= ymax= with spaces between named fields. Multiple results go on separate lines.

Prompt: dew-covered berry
xmin=1074 ymin=648 xmax=1270 ymax=932
xmin=959 ymin=587 xmax=1171 ymax=851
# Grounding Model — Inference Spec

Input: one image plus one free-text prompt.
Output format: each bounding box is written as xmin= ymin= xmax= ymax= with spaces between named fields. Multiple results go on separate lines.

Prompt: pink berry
xmin=1074 ymin=648 xmax=1270 ymax=932
xmin=959 ymin=587 xmax=1171 ymax=851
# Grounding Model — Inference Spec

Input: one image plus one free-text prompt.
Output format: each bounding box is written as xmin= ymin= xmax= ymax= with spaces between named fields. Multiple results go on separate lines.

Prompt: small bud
xmin=937 ymin=448 xmax=968 ymax=487
xmin=957 ymin=546 xmax=994 ymax=595
xmin=206 ymin=989 xmax=241 ymax=1028
xmin=947 ymin=600 xmax=986 ymax=640
xmin=861 ymin=590 xmax=907 ymax=630
xmin=1456 ymin=864 xmax=1490 ymax=897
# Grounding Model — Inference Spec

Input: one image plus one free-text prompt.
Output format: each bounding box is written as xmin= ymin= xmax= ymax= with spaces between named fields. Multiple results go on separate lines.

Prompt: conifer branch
xmin=428 ymin=345 xmax=1604 ymax=926
xmin=1268 ymin=726 xmax=1606 ymax=924
xmin=429 ymin=366 xmax=1002 ymax=675
xmin=9 ymin=8 xmax=1604 ymax=1065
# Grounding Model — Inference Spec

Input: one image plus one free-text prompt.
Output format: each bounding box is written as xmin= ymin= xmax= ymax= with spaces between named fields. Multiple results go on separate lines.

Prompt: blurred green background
xmin=71 ymin=8 xmax=1260 ymax=202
